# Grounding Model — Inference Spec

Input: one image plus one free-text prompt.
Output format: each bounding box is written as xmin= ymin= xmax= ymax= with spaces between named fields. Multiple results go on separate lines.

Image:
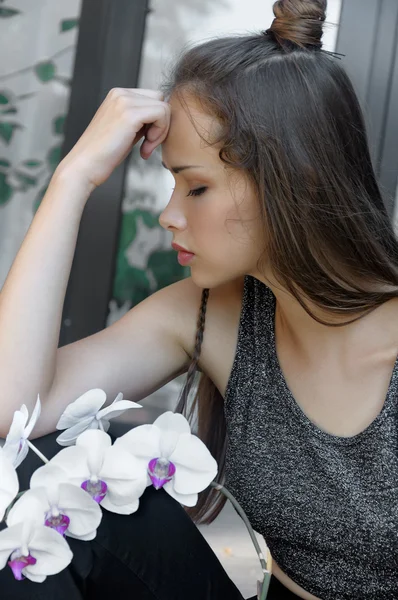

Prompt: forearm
xmin=0 ymin=166 xmax=93 ymax=432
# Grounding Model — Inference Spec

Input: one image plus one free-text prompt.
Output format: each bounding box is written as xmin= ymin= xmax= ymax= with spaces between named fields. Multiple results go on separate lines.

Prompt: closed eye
xmin=187 ymin=187 xmax=207 ymax=197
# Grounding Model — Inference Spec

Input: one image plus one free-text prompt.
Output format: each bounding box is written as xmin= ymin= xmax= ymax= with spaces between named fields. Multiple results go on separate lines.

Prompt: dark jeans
xmin=0 ymin=486 xmax=300 ymax=600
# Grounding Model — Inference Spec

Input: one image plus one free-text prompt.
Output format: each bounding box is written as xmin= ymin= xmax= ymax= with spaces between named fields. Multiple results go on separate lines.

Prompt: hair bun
xmin=266 ymin=0 xmax=327 ymax=49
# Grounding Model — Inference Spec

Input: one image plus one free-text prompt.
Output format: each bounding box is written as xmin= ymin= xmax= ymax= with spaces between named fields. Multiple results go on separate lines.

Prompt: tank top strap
xmin=224 ymin=275 xmax=275 ymax=403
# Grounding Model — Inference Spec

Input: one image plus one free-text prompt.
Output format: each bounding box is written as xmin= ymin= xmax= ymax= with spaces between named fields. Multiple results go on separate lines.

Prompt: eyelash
xmin=170 ymin=186 xmax=208 ymax=198
xmin=187 ymin=187 xmax=207 ymax=197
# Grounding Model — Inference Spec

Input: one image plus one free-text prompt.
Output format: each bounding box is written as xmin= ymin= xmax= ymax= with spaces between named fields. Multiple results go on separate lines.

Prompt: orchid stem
xmin=210 ymin=481 xmax=272 ymax=600
xmin=26 ymin=440 xmax=49 ymax=464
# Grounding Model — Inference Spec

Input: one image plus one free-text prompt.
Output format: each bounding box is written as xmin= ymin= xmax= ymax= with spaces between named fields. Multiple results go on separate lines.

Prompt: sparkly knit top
xmin=223 ymin=275 xmax=398 ymax=600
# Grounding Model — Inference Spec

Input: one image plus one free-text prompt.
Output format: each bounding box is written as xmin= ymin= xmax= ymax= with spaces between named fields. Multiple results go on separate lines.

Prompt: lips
xmin=171 ymin=242 xmax=194 ymax=254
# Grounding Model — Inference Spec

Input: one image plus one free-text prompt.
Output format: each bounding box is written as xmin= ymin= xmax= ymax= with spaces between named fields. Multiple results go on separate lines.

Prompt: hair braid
xmin=177 ymin=287 xmax=209 ymax=410
xmin=176 ymin=287 xmax=228 ymax=524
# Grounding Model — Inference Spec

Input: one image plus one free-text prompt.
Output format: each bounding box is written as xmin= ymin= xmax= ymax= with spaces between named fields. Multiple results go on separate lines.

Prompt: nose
xmin=159 ymin=198 xmax=187 ymax=231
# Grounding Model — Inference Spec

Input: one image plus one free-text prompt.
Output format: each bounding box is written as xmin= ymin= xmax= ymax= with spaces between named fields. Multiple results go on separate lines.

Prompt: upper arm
xmin=33 ymin=277 xmax=203 ymax=438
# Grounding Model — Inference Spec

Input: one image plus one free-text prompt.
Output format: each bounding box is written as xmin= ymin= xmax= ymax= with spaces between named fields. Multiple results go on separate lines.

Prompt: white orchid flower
xmin=115 ymin=412 xmax=218 ymax=507
xmin=45 ymin=429 xmax=147 ymax=515
xmin=56 ymin=389 xmax=142 ymax=446
xmin=3 ymin=395 xmax=41 ymax=468
xmin=6 ymin=463 xmax=102 ymax=541
xmin=0 ymin=448 xmax=19 ymax=521
xmin=0 ymin=494 xmax=72 ymax=582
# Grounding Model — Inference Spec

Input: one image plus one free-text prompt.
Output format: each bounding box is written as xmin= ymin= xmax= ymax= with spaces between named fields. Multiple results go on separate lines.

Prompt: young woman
xmin=0 ymin=0 xmax=397 ymax=598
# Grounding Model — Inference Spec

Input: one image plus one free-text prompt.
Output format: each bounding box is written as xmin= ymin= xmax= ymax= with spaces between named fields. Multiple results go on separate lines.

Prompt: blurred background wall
xmin=0 ymin=0 xmax=81 ymax=288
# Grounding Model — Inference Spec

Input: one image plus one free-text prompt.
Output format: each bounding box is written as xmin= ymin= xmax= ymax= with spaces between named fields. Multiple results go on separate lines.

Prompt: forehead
xmin=161 ymin=94 xmax=221 ymax=165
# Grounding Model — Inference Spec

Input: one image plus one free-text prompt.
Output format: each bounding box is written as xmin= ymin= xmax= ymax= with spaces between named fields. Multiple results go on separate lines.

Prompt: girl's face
xmin=159 ymin=93 xmax=265 ymax=289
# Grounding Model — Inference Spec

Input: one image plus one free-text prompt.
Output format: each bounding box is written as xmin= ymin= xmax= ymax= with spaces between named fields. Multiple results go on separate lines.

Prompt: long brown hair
xmin=169 ymin=0 xmax=398 ymax=523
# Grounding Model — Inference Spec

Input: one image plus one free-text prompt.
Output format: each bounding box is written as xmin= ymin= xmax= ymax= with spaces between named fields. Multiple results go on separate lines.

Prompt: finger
xmin=130 ymin=103 xmax=169 ymax=146
xmin=128 ymin=89 xmax=164 ymax=101
xmin=140 ymin=113 xmax=170 ymax=159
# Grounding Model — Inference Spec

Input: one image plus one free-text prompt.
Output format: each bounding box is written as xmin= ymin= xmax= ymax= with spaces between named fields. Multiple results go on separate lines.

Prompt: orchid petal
xmin=24 ymin=395 xmax=41 ymax=438
xmin=56 ymin=389 xmax=107 ymax=430
xmin=8 ymin=552 xmax=37 ymax=580
xmin=76 ymin=430 xmax=111 ymax=476
xmin=76 ymin=429 xmax=112 ymax=451
xmin=148 ymin=457 xmax=176 ymax=490
xmin=99 ymin=419 xmax=110 ymax=433
xmin=19 ymin=405 xmax=29 ymax=427
xmin=81 ymin=478 xmax=107 ymax=504
xmin=1 ymin=441 xmax=20 ymax=466
xmin=0 ymin=523 xmax=24 ymax=569
xmin=30 ymin=465 xmax=102 ymax=538
xmin=100 ymin=495 xmax=140 ymax=515
xmin=30 ymin=463 xmax=68 ymax=490
xmin=6 ymin=513 xmax=37 ymax=547
xmin=115 ymin=424 xmax=161 ymax=461
xmin=13 ymin=440 xmax=29 ymax=469
xmin=0 ymin=450 xmax=19 ymax=521
xmin=4 ymin=410 xmax=26 ymax=446
xmin=97 ymin=400 xmax=142 ymax=421
xmin=6 ymin=489 xmax=47 ymax=527
xmin=24 ymin=572 xmax=46 ymax=583
xmin=153 ymin=412 xmax=191 ymax=435
xmin=153 ymin=413 xmax=192 ymax=458
xmin=45 ymin=446 xmax=90 ymax=486
xmin=169 ymin=433 xmax=218 ymax=494
xmin=58 ymin=483 xmax=102 ymax=537
xmin=66 ymin=530 xmax=97 ymax=542
xmin=55 ymin=417 xmax=95 ymax=446
xmin=163 ymin=481 xmax=198 ymax=507
xmin=26 ymin=525 xmax=73 ymax=576
xmin=159 ymin=429 xmax=180 ymax=458
xmin=100 ymin=446 xmax=147 ymax=506
xmin=112 ymin=392 xmax=123 ymax=404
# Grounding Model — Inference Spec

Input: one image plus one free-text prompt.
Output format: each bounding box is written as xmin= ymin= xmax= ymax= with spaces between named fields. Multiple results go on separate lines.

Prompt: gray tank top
xmin=223 ymin=275 xmax=398 ymax=600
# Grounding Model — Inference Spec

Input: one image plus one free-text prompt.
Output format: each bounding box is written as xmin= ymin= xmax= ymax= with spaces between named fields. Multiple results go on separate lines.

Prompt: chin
xmin=189 ymin=266 xmax=241 ymax=290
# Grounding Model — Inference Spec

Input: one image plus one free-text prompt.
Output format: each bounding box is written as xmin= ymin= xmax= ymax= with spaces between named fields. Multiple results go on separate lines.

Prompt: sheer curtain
xmin=0 ymin=0 xmax=81 ymax=289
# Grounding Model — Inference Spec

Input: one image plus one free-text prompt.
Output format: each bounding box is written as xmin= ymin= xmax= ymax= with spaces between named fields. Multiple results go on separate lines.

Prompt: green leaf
xmin=148 ymin=249 xmax=188 ymax=291
xmin=0 ymin=107 xmax=17 ymax=115
xmin=53 ymin=76 xmax=71 ymax=87
xmin=53 ymin=115 xmax=65 ymax=135
xmin=111 ymin=209 xmax=187 ymax=305
xmin=0 ymin=172 xmax=13 ymax=206
xmin=0 ymin=158 xmax=10 ymax=167
xmin=47 ymin=145 xmax=62 ymax=170
xmin=22 ymin=160 xmax=42 ymax=168
xmin=16 ymin=92 xmax=36 ymax=101
xmin=0 ymin=93 xmax=9 ymax=105
xmin=14 ymin=171 xmax=38 ymax=189
xmin=0 ymin=122 xmax=22 ymax=144
xmin=60 ymin=18 xmax=79 ymax=32
xmin=34 ymin=61 xmax=56 ymax=82
xmin=0 ymin=7 xmax=20 ymax=17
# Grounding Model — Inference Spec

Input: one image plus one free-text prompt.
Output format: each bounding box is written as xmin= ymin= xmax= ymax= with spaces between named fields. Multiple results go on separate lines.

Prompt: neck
xmin=252 ymin=270 xmax=398 ymax=360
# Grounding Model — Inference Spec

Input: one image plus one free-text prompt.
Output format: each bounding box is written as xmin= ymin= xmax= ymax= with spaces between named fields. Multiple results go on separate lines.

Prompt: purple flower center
xmin=45 ymin=511 xmax=70 ymax=536
xmin=81 ymin=478 xmax=107 ymax=503
xmin=148 ymin=457 xmax=176 ymax=490
xmin=8 ymin=553 xmax=36 ymax=580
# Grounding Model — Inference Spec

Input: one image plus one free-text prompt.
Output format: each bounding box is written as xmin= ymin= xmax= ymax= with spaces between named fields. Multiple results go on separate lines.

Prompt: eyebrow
xmin=161 ymin=161 xmax=204 ymax=174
